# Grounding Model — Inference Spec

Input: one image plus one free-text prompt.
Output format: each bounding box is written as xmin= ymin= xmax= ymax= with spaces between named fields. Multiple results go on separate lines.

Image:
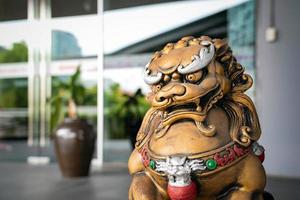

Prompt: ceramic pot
xmin=54 ymin=118 xmax=95 ymax=177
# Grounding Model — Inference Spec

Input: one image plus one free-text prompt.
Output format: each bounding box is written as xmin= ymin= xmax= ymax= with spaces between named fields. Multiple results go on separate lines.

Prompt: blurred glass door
xmin=0 ymin=0 xmax=33 ymax=161
xmin=49 ymin=13 xmax=100 ymax=161
xmin=0 ymin=0 xmax=101 ymax=163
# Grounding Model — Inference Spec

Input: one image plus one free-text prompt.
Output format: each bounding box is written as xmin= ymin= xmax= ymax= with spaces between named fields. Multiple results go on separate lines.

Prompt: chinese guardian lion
xmin=128 ymin=36 xmax=267 ymax=200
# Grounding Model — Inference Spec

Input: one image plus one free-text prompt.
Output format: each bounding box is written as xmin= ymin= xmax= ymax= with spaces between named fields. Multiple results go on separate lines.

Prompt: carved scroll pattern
xmin=221 ymin=91 xmax=261 ymax=147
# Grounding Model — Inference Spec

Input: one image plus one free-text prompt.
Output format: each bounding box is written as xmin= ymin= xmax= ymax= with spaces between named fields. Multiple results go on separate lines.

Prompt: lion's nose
xmin=155 ymin=84 xmax=186 ymax=102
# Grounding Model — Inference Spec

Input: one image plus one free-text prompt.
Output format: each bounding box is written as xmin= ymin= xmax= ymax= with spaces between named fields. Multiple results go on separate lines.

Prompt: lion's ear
xmin=213 ymin=39 xmax=229 ymax=57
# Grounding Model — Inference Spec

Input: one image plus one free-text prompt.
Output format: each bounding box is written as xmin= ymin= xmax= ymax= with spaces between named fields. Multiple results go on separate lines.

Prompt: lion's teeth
xmin=196 ymin=106 xmax=202 ymax=112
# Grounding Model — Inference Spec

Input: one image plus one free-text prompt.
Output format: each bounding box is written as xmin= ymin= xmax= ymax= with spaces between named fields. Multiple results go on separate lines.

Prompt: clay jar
xmin=54 ymin=118 xmax=95 ymax=177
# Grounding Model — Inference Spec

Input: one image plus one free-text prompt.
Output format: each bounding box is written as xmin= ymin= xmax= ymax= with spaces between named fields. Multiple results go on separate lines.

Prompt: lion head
xmin=141 ymin=36 xmax=260 ymax=145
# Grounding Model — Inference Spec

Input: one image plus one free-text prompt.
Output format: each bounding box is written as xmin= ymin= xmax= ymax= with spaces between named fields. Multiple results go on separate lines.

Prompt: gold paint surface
xmin=128 ymin=36 xmax=265 ymax=200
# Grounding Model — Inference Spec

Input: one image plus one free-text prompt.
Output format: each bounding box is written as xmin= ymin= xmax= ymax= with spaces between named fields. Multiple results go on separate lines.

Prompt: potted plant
xmin=104 ymin=84 xmax=149 ymax=149
xmin=50 ymin=67 xmax=95 ymax=177
xmin=122 ymin=89 xmax=150 ymax=149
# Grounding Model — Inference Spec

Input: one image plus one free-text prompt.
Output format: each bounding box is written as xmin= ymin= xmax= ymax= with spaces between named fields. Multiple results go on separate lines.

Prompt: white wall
xmin=256 ymin=0 xmax=300 ymax=177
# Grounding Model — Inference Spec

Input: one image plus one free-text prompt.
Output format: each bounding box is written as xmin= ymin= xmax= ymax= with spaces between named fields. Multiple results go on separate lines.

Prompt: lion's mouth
xmin=155 ymin=86 xmax=221 ymax=138
xmin=164 ymin=85 xmax=221 ymax=117
xmin=165 ymin=102 xmax=200 ymax=116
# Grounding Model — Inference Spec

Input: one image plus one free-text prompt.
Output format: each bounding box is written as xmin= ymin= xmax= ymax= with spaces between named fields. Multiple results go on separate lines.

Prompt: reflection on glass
xmin=228 ymin=0 xmax=255 ymax=99
xmin=52 ymin=31 xmax=82 ymax=60
xmin=50 ymin=16 xmax=99 ymax=60
xmin=0 ymin=78 xmax=28 ymax=138
xmin=0 ymin=0 xmax=100 ymax=162
xmin=0 ymin=22 xmax=29 ymax=140
xmin=0 ymin=78 xmax=27 ymax=107
xmin=0 ymin=41 xmax=28 ymax=63
xmin=0 ymin=0 xmax=27 ymax=21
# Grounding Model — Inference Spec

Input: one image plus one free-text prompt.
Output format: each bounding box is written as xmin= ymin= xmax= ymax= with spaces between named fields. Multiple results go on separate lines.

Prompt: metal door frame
xmin=26 ymin=0 xmax=104 ymax=166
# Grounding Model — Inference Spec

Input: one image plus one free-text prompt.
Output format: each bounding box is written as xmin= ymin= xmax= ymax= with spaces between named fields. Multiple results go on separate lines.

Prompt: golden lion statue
xmin=128 ymin=36 xmax=268 ymax=200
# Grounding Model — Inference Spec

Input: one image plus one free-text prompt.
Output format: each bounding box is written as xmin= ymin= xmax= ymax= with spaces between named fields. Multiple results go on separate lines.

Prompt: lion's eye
xmin=152 ymin=84 xmax=162 ymax=92
xmin=185 ymin=71 xmax=202 ymax=83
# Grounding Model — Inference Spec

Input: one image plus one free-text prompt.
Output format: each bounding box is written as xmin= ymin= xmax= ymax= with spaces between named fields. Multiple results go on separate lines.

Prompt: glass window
xmin=103 ymin=66 xmax=150 ymax=162
xmin=48 ymin=4 xmax=100 ymax=161
xmin=51 ymin=30 xmax=82 ymax=60
xmin=0 ymin=22 xmax=29 ymax=63
xmin=0 ymin=78 xmax=27 ymax=108
xmin=51 ymin=16 xmax=99 ymax=60
xmin=0 ymin=41 xmax=28 ymax=63
xmin=228 ymin=0 xmax=256 ymax=99
xmin=0 ymin=78 xmax=28 ymax=138
xmin=0 ymin=22 xmax=29 ymax=140
xmin=51 ymin=0 xmax=97 ymax=18
xmin=0 ymin=0 xmax=100 ymax=162
xmin=0 ymin=0 xmax=27 ymax=21
xmin=49 ymin=15 xmax=99 ymax=135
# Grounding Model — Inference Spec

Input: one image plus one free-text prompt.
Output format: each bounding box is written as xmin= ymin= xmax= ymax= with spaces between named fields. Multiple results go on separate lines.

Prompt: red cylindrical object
xmin=167 ymin=181 xmax=197 ymax=200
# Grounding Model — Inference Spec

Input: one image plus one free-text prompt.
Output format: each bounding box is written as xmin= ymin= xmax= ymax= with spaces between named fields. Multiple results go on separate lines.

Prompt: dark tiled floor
xmin=0 ymin=163 xmax=130 ymax=200
xmin=0 ymin=163 xmax=299 ymax=200
xmin=266 ymin=176 xmax=300 ymax=200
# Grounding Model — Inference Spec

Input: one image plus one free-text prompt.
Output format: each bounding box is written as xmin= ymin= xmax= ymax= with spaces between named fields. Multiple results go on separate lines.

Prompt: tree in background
xmin=0 ymin=41 xmax=28 ymax=63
